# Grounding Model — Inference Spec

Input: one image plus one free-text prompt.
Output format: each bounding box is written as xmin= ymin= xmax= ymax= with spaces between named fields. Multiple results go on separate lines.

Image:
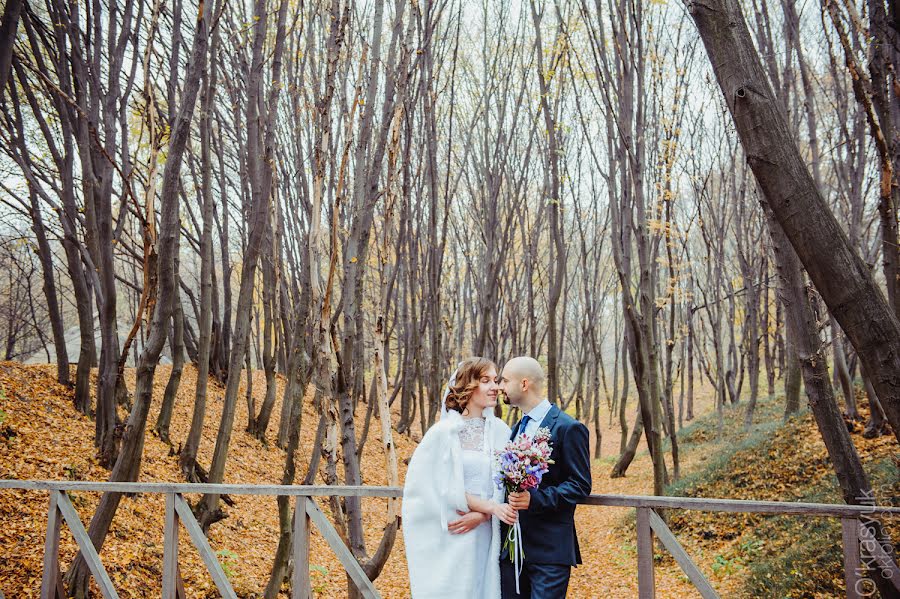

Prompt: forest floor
xmin=0 ymin=361 xmax=895 ymax=597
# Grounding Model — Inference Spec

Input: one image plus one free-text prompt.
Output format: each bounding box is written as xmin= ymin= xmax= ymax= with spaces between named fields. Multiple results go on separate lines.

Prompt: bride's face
xmin=468 ymin=367 xmax=500 ymax=412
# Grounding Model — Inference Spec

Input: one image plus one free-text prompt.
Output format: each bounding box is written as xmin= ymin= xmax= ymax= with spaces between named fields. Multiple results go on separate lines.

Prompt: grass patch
xmin=659 ymin=384 xmax=898 ymax=598
xmin=743 ymin=459 xmax=898 ymax=598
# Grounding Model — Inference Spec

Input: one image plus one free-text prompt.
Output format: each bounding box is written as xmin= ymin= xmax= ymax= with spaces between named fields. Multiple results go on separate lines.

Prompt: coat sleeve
xmin=402 ymin=421 xmax=467 ymax=532
xmin=526 ymin=420 xmax=592 ymax=514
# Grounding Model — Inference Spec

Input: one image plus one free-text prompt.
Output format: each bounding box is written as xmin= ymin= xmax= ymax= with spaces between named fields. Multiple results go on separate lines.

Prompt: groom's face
xmin=499 ymin=369 xmax=524 ymax=406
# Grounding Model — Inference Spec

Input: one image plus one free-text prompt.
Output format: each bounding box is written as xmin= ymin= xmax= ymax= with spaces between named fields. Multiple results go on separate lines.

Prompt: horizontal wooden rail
xmin=2 ymin=480 xmax=896 ymax=599
xmin=581 ymin=493 xmax=900 ymax=518
xmin=3 ymin=480 xmax=899 ymax=517
xmin=0 ymin=480 xmax=401 ymax=497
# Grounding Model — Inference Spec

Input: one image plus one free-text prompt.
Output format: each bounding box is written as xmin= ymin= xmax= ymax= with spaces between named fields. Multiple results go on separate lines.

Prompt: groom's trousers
xmin=500 ymin=559 xmax=571 ymax=598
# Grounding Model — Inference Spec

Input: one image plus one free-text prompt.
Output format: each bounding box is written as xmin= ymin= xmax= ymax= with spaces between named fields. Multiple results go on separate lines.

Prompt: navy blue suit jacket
xmin=502 ymin=404 xmax=592 ymax=566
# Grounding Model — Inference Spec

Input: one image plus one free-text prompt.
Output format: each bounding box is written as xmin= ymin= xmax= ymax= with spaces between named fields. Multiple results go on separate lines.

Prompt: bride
xmin=402 ymin=357 xmax=516 ymax=598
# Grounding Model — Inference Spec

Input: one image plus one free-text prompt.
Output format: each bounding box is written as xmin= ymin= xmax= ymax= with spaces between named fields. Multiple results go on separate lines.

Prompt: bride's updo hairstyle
xmin=444 ymin=357 xmax=496 ymax=415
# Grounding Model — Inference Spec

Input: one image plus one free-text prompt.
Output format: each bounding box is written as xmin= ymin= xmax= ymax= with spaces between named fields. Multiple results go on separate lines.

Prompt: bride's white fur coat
xmin=402 ymin=409 xmax=511 ymax=598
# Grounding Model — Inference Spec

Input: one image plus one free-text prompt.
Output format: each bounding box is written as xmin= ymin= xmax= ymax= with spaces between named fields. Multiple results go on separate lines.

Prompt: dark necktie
xmin=519 ymin=414 xmax=531 ymax=437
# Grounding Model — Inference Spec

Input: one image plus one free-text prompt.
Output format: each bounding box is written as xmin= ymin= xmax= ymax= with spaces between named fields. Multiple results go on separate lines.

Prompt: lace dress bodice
xmin=459 ymin=417 xmax=494 ymax=498
xmin=459 ymin=416 xmax=485 ymax=450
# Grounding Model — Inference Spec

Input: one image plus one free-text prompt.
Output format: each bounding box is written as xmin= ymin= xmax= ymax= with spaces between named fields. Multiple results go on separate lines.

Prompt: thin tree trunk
xmin=263 ymin=372 xmax=308 ymax=598
xmin=862 ymin=367 xmax=889 ymax=438
xmin=27 ymin=186 xmax=69 ymax=385
xmin=251 ymin=212 xmax=280 ymax=441
xmin=783 ymin=336 xmax=802 ymax=419
xmin=180 ymin=14 xmax=220 ymax=481
xmin=831 ymin=316 xmax=859 ymax=419
xmin=155 ymin=268 xmax=185 ymax=444
xmin=611 ymin=409 xmax=643 ymax=478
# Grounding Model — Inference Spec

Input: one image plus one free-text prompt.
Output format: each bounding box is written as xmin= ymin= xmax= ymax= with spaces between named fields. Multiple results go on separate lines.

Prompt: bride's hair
xmin=444 ymin=357 xmax=496 ymax=414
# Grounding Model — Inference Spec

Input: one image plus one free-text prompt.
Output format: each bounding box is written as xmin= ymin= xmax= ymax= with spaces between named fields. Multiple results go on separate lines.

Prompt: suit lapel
xmin=541 ymin=405 xmax=563 ymax=487
xmin=543 ymin=404 xmax=561 ymax=433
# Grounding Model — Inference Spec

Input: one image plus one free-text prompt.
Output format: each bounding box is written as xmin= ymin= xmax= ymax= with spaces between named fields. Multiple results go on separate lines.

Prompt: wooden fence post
xmin=842 ymin=517 xmax=862 ymax=599
xmin=40 ymin=491 xmax=60 ymax=599
xmin=292 ymin=496 xmax=312 ymax=599
xmin=55 ymin=491 xmax=118 ymax=598
xmin=637 ymin=507 xmax=655 ymax=599
xmin=173 ymin=494 xmax=237 ymax=599
xmin=162 ymin=493 xmax=179 ymax=599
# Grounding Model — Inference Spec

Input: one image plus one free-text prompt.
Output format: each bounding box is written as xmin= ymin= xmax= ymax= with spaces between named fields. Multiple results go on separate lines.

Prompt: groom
xmin=499 ymin=356 xmax=592 ymax=598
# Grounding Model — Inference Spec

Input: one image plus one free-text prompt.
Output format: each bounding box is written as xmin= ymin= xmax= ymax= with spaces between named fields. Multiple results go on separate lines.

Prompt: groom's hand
xmin=508 ymin=491 xmax=531 ymax=510
xmin=448 ymin=510 xmax=488 ymax=534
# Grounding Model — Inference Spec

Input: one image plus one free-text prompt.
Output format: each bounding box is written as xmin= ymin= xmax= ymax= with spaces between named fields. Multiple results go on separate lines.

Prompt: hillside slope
xmin=0 ymin=362 xmax=418 ymax=597
xmin=3 ymin=361 xmax=891 ymax=598
xmin=666 ymin=394 xmax=899 ymax=597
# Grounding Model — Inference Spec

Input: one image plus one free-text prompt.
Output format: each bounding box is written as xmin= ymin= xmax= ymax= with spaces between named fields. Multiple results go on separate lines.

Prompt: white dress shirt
xmin=519 ymin=398 xmax=552 ymax=438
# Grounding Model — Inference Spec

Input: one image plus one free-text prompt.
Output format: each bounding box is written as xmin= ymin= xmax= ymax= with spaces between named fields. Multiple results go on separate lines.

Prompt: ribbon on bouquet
xmin=507 ymin=521 xmax=525 ymax=593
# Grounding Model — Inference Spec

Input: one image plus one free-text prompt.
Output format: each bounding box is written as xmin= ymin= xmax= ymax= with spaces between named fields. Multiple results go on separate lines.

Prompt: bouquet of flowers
xmin=494 ymin=426 xmax=554 ymax=592
xmin=494 ymin=426 xmax=554 ymax=496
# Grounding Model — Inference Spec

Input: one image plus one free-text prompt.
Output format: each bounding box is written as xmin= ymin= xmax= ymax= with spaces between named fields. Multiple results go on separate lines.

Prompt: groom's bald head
xmin=500 ymin=356 xmax=545 ymax=410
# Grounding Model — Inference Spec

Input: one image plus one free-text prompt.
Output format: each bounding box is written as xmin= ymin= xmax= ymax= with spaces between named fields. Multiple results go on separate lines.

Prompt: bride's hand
xmin=492 ymin=502 xmax=518 ymax=525
xmin=448 ymin=510 xmax=488 ymax=534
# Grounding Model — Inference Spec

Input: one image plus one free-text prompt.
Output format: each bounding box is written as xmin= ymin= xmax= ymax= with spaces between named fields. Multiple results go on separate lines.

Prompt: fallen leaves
xmin=3 ymin=361 xmax=883 ymax=598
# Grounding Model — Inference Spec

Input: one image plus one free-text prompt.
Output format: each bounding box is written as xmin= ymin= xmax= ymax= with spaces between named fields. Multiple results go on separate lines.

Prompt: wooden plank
xmin=40 ymin=491 xmax=61 ymax=599
xmin=175 ymin=564 xmax=187 ymax=599
xmin=162 ymin=493 xmax=179 ymax=599
xmin=55 ymin=563 xmax=65 ymax=599
xmin=581 ymin=494 xmax=900 ymax=517
xmin=0 ymin=480 xmax=402 ymax=498
xmin=636 ymin=507 xmax=655 ymax=599
xmin=648 ymin=509 xmax=719 ymax=599
xmin=292 ymin=497 xmax=312 ymax=599
xmin=305 ymin=498 xmax=380 ymax=599
xmin=55 ymin=491 xmax=118 ymax=599
xmin=5 ymin=481 xmax=900 ymax=517
xmin=842 ymin=518 xmax=862 ymax=599
xmin=5 ymin=482 xmax=900 ymax=518
xmin=173 ymin=494 xmax=237 ymax=599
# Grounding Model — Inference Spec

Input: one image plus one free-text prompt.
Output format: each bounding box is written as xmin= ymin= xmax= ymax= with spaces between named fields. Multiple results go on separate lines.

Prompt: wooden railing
xmin=1 ymin=480 xmax=898 ymax=598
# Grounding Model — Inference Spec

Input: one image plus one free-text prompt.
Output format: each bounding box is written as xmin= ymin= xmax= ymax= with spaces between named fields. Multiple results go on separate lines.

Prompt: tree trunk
xmin=765 ymin=205 xmax=900 ymax=596
xmin=687 ymin=0 xmax=900 ymax=447
xmin=263 ymin=371 xmax=308 ymax=598
xmin=155 ymin=269 xmax=185 ymax=444
xmin=687 ymin=303 xmax=695 ymax=421
xmin=180 ymin=15 xmax=220 ymax=480
xmin=831 ymin=316 xmax=859 ymax=419
xmin=530 ymin=0 xmax=566 ymax=406
xmin=0 ymin=0 xmax=22 ymax=99
xmin=250 ymin=214 xmax=279 ymax=441
xmin=66 ymin=0 xmax=212 ymax=591
xmin=611 ymin=409 xmax=643 ymax=478
xmin=783 ymin=335 xmax=802 ymax=419
xmin=618 ymin=338 xmax=630 ymax=454
xmin=28 ymin=186 xmax=69 ymax=385
xmin=198 ymin=0 xmax=290 ymax=529
xmin=862 ymin=367 xmax=889 ymax=438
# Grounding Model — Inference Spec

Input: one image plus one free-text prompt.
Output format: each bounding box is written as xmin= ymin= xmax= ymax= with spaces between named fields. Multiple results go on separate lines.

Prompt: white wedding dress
xmin=459 ymin=417 xmax=496 ymax=597
xmin=402 ymin=410 xmax=511 ymax=598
